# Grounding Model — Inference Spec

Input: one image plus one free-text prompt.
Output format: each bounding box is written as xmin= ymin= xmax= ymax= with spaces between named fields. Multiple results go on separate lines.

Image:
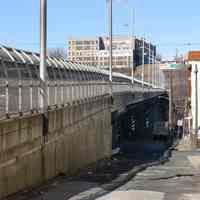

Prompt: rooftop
xmin=188 ymin=51 xmax=200 ymax=61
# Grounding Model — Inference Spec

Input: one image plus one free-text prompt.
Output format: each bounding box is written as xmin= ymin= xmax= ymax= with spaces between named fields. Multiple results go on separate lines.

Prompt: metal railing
xmin=0 ymin=78 xmax=164 ymax=119
xmin=0 ymin=46 xmax=165 ymax=120
xmin=0 ymin=79 xmax=138 ymax=119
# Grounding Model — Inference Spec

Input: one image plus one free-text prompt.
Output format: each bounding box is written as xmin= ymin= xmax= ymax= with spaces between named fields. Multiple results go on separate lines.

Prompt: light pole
xmin=40 ymin=0 xmax=47 ymax=112
xmin=169 ymin=70 xmax=173 ymax=132
xmin=194 ymin=64 xmax=198 ymax=146
xmin=108 ymin=0 xmax=113 ymax=83
xmin=107 ymin=0 xmax=113 ymax=97
xmin=142 ymin=37 xmax=145 ymax=88
xmin=148 ymin=41 xmax=151 ymax=85
xmin=130 ymin=8 xmax=135 ymax=85
xmin=155 ymin=58 xmax=158 ymax=88
xmin=154 ymin=53 xmax=156 ymax=87
xmin=122 ymin=8 xmax=135 ymax=85
xmin=151 ymin=53 xmax=155 ymax=86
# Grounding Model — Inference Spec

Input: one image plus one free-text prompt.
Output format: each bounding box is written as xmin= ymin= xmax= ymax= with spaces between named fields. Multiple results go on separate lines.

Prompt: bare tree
xmin=48 ymin=48 xmax=66 ymax=60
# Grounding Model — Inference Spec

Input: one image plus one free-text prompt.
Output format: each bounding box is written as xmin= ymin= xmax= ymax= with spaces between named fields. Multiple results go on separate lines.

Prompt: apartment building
xmin=67 ymin=36 xmax=156 ymax=69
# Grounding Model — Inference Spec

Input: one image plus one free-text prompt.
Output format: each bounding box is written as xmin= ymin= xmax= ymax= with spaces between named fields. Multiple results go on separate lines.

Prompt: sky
xmin=0 ymin=0 xmax=200 ymax=59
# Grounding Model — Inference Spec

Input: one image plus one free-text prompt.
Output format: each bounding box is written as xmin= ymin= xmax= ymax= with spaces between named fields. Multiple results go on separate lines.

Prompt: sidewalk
xmin=96 ymin=139 xmax=200 ymax=200
xmin=175 ymin=134 xmax=194 ymax=151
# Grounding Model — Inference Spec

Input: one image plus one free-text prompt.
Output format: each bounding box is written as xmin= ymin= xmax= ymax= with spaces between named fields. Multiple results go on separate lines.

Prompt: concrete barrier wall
xmin=0 ymin=96 xmax=112 ymax=199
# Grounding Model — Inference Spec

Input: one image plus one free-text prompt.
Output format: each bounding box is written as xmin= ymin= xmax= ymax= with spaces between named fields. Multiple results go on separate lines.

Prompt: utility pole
xmin=40 ymin=0 xmax=47 ymax=112
xmin=195 ymin=64 xmax=198 ymax=146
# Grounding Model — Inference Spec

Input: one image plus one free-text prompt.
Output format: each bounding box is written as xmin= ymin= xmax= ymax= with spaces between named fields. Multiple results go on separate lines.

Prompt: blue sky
xmin=0 ymin=0 xmax=200 ymax=59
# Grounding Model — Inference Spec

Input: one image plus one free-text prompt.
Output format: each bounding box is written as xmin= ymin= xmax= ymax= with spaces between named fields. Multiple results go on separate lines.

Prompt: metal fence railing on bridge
xmin=0 ymin=46 xmax=164 ymax=120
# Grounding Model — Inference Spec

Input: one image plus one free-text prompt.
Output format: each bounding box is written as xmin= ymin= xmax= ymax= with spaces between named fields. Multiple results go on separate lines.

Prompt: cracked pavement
xmin=97 ymin=150 xmax=200 ymax=200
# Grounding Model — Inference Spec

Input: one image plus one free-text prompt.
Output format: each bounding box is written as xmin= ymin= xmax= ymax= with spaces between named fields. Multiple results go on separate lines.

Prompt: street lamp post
xmin=169 ymin=70 xmax=173 ymax=132
xmin=40 ymin=0 xmax=47 ymax=112
xmin=108 ymin=0 xmax=113 ymax=83
xmin=130 ymin=8 xmax=135 ymax=85
xmin=155 ymin=58 xmax=157 ymax=88
xmin=154 ymin=53 xmax=156 ymax=87
xmin=122 ymin=8 xmax=135 ymax=85
xmin=195 ymin=64 xmax=198 ymax=146
xmin=107 ymin=0 xmax=113 ymax=97
xmin=142 ymin=37 xmax=145 ymax=88
xmin=148 ymin=41 xmax=151 ymax=85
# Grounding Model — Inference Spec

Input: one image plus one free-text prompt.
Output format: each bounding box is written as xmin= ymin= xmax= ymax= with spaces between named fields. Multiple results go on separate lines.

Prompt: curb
xmin=69 ymin=141 xmax=178 ymax=200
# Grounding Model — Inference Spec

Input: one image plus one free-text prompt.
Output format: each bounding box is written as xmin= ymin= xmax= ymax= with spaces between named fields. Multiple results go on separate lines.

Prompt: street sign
xmin=160 ymin=63 xmax=189 ymax=70
xmin=169 ymin=64 xmax=177 ymax=68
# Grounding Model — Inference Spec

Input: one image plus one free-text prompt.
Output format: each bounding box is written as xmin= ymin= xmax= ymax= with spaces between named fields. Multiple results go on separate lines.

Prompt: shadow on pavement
xmin=6 ymin=140 xmax=172 ymax=200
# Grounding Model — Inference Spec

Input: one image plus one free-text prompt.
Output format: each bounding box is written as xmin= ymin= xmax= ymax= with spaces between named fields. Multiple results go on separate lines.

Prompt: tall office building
xmin=67 ymin=36 xmax=156 ymax=69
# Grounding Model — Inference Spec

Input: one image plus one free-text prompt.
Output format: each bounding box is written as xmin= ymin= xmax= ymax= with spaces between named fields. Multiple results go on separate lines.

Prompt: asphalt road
xmin=97 ymin=150 xmax=200 ymax=200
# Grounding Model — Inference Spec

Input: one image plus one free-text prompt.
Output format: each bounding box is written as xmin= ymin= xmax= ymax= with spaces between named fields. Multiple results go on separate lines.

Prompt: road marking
xmin=96 ymin=190 xmax=165 ymax=200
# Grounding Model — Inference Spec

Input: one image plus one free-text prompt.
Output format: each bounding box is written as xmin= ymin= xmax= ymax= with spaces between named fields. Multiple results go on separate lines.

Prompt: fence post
xmin=18 ymin=80 xmax=22 ymax=116
xmin=54 ymin=81 xmax=57 ymax=107
xmin=61 ymin=81 xmax=64 ymax=106
xmin=5 ymin=80 xmax=9 ymax=118
xmin=47 ymin=82 xmax=50 ymax=108
xmin=30 ymin=80 xmax=33 ymax=113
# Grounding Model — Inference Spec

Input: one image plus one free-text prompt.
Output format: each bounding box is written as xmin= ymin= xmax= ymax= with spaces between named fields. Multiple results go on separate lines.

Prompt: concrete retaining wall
xmin=0 ymin=96 xmax=112 ymax=199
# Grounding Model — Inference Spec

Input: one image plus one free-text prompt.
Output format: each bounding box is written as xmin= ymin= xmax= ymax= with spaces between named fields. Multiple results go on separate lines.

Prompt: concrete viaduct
xmin=0 ymin=46 xmax=167 ymax=198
